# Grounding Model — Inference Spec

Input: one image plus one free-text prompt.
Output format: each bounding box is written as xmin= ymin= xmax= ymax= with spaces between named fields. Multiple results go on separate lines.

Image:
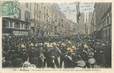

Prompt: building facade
xmin=77 ymin=3 xmax=94 ymax=36
xmin=1 ymin=1 xmax=81 ymax=38
xmin=29 ymin=3 xmax=76 ymax=38
xmin=90 ymin=11 xmax=96 ymax=38
xmin=94 ymin=3 xmax=112 ymax=42
xmin=1 ymin=1 xmax=31 ymax=36
xmin=2 ymin=17 xmax=30 ymax=36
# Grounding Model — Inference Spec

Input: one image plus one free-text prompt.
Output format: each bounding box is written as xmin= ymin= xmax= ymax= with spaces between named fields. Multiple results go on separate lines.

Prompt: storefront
xmin=2 ymin=17 xmax=30 ymax=36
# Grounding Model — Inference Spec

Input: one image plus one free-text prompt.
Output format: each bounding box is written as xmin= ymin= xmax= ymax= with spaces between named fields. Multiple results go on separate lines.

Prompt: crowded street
xmin=2 ymin=35 xmax=111 ymax=68
xmin=1 ymin=1 xmax=111 ymax=68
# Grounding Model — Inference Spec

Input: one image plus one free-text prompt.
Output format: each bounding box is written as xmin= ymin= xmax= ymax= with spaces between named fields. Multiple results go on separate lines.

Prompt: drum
xmin=29 ymin=64 xmax=36 ymax=68
xmin=77 ymin=60 xmax=86 ymax=67
xmin=22 ymin=61 xmax=31 ymax=67
xmin=88 ymin=58 xmax=96 ymax=64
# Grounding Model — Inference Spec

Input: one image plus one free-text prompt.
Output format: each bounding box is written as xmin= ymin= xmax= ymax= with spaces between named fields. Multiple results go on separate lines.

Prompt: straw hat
xmin=52 ymin=42 xmax=56 ymax=46
xmin=47 ymin=44 xmax=53 ymax=48
xmin=72 ymin=46 xmax=76 ymax=49
xmin=46 ymin=43 xmax=50 ymax=47
xmin=44 ymin=42 xmax=48 ymax=45
xmin=68 ymin=41 xmax=72 ymax=44
xmin=30 ymin=43 xmax=34 ymax=46
xmin=21 ymin=44 xmax=26 ymax=48
xmin=61 ymin=43 xmax=66 ymax=46
xmin=39 ymin=43 xmax=43 ymax=46
xmin=69 ymin=49 xmax=74 ymax=53
xmin=84 ymin=44 xmax=89 ymax=48
xmin=67 ymin=47 xmax=71 ymax=51
xmin=72 ymin=46 xmax=76 ymax=51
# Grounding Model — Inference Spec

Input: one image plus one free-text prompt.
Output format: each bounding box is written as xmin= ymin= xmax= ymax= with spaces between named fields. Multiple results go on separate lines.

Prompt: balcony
xmin=2 ymin=17 xmax=30 ymax=35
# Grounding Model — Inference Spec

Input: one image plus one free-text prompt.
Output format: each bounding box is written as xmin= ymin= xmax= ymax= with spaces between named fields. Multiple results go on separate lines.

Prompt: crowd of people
xmin=2 ymin=35 xmax=111 ymax=68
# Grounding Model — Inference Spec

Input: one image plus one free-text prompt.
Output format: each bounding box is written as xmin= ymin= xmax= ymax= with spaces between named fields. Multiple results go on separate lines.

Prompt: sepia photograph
xmin=0 ymin=0 xmax=112 ymax=69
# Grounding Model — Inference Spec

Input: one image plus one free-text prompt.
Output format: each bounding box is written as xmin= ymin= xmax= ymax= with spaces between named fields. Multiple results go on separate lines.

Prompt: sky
xmin=58 ymin=3 xmax=94 ymax=23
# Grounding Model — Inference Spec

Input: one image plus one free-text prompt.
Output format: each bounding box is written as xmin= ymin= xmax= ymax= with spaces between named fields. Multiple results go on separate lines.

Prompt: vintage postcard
xmin=0 ymin=0 xmax=113 ymax=73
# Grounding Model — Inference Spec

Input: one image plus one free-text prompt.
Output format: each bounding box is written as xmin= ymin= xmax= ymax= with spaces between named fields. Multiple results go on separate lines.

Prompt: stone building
xmin=1 ymin=1 xmax=31 ymax=36
xmin=94 ymin=3 xmax=112 ymax=42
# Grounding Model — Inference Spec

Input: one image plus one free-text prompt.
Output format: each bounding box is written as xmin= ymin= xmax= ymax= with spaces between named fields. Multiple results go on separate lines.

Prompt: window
xmin=10 ymin=21 xmax=13 ymax=28
xmin=109 ymin=27 xmax=111 ymax=41
xmin=3 ymin=19 xmax=8 ymax=28
xmin=25 ymin=11 xmax=30 ymax=21
xmin=22 ymin=23 xmax=25 ymax=29
xmin=17 ymin=22 xmax=20 ymax=29
xmin=25 ymin=24 xmax=29 ymax=30
xmin=107 ymin=14 xmax=109 ymax=25
xmin=109 ymin=13 xmax=111 ymax=24
xmin=20 ymin=23 xmax=22 ymax=29
xmin=14 ymin=22 xmax=18 ymax=28
xmin=18 ymin=9 xmax=21 ymax=19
